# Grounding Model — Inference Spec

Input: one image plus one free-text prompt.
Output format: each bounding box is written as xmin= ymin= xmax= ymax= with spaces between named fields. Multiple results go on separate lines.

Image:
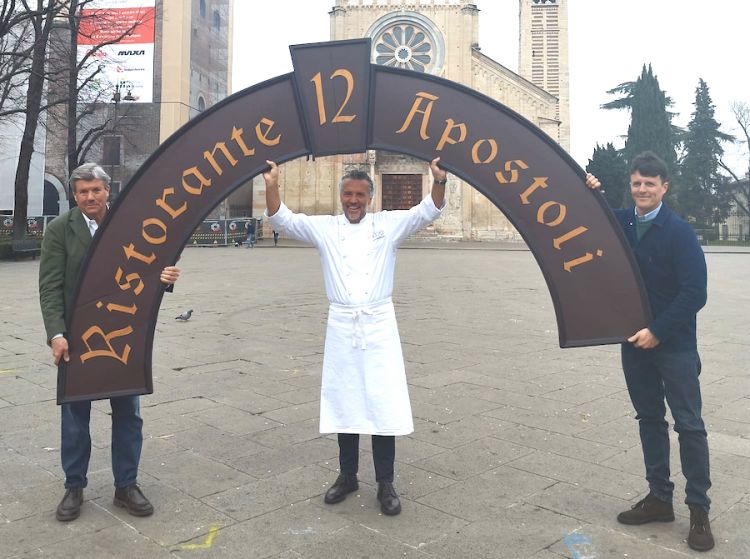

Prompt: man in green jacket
xmin=39 ymin=163 xmax=180 ymax=522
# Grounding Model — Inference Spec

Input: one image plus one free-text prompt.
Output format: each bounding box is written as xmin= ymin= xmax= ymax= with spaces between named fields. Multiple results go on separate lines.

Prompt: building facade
xmin=38 ymin=0 xmax=232 ymax=218
xmin=721 ymin=177 xmax=750 ymax=241
xmin=0 ymin=14 xmax=48 ymax=219
xmin=246 ymin=0 xmax=569 ymax=240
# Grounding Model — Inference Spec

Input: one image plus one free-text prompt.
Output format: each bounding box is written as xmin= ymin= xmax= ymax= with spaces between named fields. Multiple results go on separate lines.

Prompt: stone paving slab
xmin=1 ymin=243 xmax=749 ymax=558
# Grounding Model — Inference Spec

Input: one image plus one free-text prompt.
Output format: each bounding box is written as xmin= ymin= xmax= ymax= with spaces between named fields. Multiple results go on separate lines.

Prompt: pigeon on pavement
xmin=175 ymin=309 xmax=193 ymax=321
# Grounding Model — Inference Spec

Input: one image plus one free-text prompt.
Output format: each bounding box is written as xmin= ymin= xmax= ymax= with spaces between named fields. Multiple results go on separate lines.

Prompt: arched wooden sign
xmin=58 ymin=39 xmax=650 ymax=403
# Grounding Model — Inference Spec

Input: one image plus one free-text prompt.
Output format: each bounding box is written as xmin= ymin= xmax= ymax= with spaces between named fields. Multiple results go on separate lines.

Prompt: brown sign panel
xmin=290 ymin=39 xmax=371 ymax=156
xmin=58 ymin=75 xmax=308 ymax=403
xmin=60 ymin=39 xmax=650 ymax=403
xmin=369 ymin=67 xmax=650 ymax=346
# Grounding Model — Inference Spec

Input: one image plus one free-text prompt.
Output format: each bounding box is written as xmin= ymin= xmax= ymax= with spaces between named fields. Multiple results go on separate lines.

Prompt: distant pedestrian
xmin=273 ymin=229 xmax=279 ymax=246
xmin=246 ymin=219 xmax=256 ymax=248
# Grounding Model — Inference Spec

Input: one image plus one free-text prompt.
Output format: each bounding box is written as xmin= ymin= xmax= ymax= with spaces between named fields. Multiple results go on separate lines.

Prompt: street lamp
xmin=111 ymin=80 xmax=136 ymax=104
xmin=109 ymin=81 xmax=135 ymax=195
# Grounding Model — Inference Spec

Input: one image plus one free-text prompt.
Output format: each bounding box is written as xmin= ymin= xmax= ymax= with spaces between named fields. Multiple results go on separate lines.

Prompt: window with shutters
xmin=381 ymin=174 xmax=422 ymax=211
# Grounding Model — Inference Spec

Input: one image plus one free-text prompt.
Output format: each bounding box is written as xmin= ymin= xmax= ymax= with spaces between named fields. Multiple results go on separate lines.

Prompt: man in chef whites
xmin=263 ymin=158 xmax=447 ymax=516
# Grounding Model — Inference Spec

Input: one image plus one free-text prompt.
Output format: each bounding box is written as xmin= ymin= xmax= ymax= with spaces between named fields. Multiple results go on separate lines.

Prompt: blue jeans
xmin=338 ymin=433 xmax=395 ymax=482
xmin=61 ymin=395 xmax=143 ymax=489
xmin=621 ymin=345 xmax=711 ymax=510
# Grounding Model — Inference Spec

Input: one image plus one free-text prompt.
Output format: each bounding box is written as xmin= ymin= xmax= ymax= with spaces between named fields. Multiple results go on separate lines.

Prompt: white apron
xmin=320 ymin=298 xmax=413 ymax=436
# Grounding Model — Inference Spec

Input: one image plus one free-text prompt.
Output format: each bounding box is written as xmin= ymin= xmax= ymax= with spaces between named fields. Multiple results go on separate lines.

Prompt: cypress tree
xmin=624 ymin=65 xmax=676 ymax=170
xmin=679 ymin=79 xmax=732 ymax=226
xmin=602 ymin=64 xmax=680 ymax=208
xmin=585 ymin=143 xmax=629 ymax=208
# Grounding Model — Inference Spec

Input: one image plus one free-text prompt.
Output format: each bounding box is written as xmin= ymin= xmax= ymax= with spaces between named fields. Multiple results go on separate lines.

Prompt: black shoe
xmin=324 ymin=473 xmax=359 ymax=504
xmin=377 ymin=482 xmax=401 ymax=516
xmin=113 ymin=484 xmax=154 ymax=517
xmin=617 ymin=492 xmax=674 ymax=525
xmin=688 ymin=505 xmax=715 ymax=552
xmin=56 ymin=487 xmax=83 ymax=521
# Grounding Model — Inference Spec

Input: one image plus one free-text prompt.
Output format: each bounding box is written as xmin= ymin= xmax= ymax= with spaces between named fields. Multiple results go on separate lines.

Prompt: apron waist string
xmin=351 ymin=309 xmax=372 ymax=350
xmin=328 ymin=298 xmax=392 ymax=351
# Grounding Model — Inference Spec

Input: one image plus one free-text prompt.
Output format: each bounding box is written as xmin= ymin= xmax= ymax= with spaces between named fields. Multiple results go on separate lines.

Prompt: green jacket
xmin=39 ymin=207 xmax=92 ymax=342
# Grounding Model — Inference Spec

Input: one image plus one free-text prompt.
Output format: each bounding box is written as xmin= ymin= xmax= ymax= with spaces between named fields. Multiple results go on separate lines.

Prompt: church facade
xmin=246 ymin=0 xmax=569 ymax=240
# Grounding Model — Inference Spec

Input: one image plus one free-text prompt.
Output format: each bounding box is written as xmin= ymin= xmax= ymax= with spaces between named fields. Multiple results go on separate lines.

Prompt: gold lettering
xmin=553 ymin=226 xmax=588 ymax=250
xmin=395 ymin=92 xmax=439 ymax=140
xmin=536 ymin=200 xmax=567 ymax=227
xmin=436 ymin=118 xmax=467 ymax=151
xmin=122 ymin=243 xmax=156 ymax=265
xmin=256 ymin=117 xmax=281 ymax=146
xmin=564 ymin=249 xmax=604 ymax=272
xmin=203 ymin=141 xmax=238 ymax=176
xmin=519 ymin=177 xmax=548 ymax=204
xmin=182 ymin=166 xmax=212 ymax=195
xmin=96 ymin=300 xmax=138 ymax=315
xmin=330 ymin=69 xmax=356 ymax=123
xmin=79 ymin=325 xmax=133 ymax=364
xmin=311 ymin=72 xmax=327 ymax=125
xmin=114 ymin=267 xmax=144 ymax=295
xmin=471 ymin=139 xmax=498 ymax=164
xmin=142 ymin=218 xmax=167 ymax=245
xmin=495 ymin=160 xmax=529 ymax=184
xmin=155 ymin=187 xmax=187 ymax=220
xmin=231 ymin=126 xmax=256 ymax=156
xmin=311 ymin=69 xmax=358 ymax=126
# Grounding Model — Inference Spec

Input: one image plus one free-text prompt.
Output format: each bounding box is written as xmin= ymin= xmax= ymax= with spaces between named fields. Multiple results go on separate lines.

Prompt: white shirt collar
xmin=635 ymin=202 xmax=662 ymax=223
xmin=81 ymin=212 xmax=99 ymax=236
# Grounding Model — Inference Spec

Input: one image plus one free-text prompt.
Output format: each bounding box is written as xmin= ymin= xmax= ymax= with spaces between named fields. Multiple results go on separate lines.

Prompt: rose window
xmin=374 ymin=24 xmax=434 ymax=73
xmin=368 ymin=12 xmax=444 ymax=75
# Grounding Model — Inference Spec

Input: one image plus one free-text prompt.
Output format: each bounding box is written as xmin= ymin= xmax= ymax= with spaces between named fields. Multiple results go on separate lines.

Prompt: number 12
xmin=310 ymin=69 xmax=356 ymax=126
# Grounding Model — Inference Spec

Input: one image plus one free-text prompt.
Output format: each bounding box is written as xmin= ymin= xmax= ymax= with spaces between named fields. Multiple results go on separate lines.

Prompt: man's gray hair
xmin=69 ymin=162 xmax=111 ymax=191
xmin=339 ymin=169 xmax=374 ymax=197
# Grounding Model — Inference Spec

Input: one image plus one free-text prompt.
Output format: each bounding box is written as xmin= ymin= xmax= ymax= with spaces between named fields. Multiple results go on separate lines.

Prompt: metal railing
xmin=0 ymin=215 xmax=264 ymax=247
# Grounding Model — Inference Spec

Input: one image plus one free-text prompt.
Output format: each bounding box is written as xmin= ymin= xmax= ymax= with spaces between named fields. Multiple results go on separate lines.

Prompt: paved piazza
xmin=1 ymin=242 xmax=749 ymax=558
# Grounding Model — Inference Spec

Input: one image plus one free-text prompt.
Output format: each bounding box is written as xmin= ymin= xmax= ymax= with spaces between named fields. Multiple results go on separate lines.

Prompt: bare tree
xmin=719 ymin=102 xmax=750 ymax=219
xmin=2 ymin=0 xmax=150 ymax=239
xmin=10 ymin=0 xmax=63 ymax=240
xmin=0 ymin=7 xmax=35 ymax=121
xmin=0 ymin=0 xmax=38 ymax=38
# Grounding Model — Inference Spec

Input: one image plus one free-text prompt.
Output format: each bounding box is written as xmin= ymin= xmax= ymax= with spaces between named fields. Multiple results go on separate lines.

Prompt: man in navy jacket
xmin=587 ymin=152 xmax=713 ymax=552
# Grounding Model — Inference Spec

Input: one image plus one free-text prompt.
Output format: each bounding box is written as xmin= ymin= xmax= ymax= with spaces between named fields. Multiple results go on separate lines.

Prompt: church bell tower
xmin=518 ymin=0 xmax=570 ymax=151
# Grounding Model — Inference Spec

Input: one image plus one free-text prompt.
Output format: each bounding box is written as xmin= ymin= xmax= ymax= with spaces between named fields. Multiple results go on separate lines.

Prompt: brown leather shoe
xmin=617 ymin=492 xmax=674 ymax=525
xmin=113 ymin=484 xmax=154 ymax=517
xmin=56 ymin=487 xmax=83 ymax=521
xmin=324 ymin=473 xmax=358 ymax=504
xmin=688 ymin=505 xmax=715 ymax=551
xmin=377 ymin=482 xmax=401 ymax=516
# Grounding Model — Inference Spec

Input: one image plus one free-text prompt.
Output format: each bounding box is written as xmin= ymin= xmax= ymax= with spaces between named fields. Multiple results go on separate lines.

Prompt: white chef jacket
xmin=267 ymin=195 xmax=444 ymax=435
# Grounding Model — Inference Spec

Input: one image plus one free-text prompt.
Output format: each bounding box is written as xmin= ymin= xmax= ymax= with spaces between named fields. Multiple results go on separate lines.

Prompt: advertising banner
xmin=77 ymin=0 xmax=155 ymax=103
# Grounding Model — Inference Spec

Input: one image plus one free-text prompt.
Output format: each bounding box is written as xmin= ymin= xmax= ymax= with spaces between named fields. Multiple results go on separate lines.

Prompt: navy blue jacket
xmin=613 ymin=204 xmax=707 ymax=351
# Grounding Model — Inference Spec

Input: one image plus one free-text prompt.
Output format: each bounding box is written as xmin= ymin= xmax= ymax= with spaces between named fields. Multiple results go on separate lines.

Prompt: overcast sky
xmin=231 ymin=1 xmax=750 ymax=173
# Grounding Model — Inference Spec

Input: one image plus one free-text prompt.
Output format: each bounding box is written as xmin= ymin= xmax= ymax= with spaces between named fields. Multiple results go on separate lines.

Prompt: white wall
xmin=0 ymin=114 xmax=47 ymax=216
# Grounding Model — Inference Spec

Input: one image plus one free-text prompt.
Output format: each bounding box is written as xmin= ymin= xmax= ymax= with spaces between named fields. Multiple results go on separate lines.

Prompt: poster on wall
xmin=77 ymin=0 xmax=155 ymax=103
